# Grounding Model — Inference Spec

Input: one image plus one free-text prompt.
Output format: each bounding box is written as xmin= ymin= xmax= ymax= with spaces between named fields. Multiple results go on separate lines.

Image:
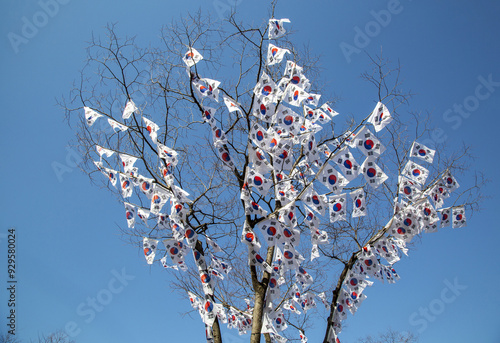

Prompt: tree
xmin=357 ymin=329 xmax=418 ymax=343
xmin=59 ymin=3 xmax=482 ymax=343
xmin=0 ymin=331 xmax=74 ymax=343
xmin=31 ymin=332 xmax=75 ymax=343
xmin=0 ymin=333 xmax=20 ymax=343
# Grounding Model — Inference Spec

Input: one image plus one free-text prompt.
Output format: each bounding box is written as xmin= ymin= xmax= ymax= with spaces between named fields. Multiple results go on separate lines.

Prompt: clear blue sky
xmin=1 ymin=1 xmax=499 ymax=342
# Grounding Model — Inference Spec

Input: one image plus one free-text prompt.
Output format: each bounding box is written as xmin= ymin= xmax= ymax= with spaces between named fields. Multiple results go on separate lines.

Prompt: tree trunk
xmin=250 ymin=246 xmax=275 ymax=343
xmin=213 ymin=317 xmax=222 ymax=343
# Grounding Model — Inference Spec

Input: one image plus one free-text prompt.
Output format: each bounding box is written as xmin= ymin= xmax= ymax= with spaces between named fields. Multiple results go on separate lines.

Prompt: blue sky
xmin=1 ymin=0 xmax=499 ymax=342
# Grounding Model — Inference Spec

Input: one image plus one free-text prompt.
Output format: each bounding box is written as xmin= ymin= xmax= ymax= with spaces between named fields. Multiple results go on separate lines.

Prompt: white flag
xmin=96 ymin=145 xmax=114 ymax=158
xmin=320 ymin=103 xmax=340 ymax=119
xmin=438 ymin=207 xmax=451 ymax=228
xmin=137 ymin=207 xmax=150 ymax=225
xmin=410 ymin=141 xmax=435 ymax=163
xmin=119 ymin=173 xmax=133 ymax=198
xmin=143 ymin=117 xmax=160 ymax=142
xmin=103 ymin=168 xmax=118 ymax=188
xmin=334 ymin=147 xmax=360 ymax=181
xmin=267 ymin=43 xmax=289 ymax=65
xmin=328 ymin=194 xmax=347 ymax=223
xmin=119 ymin=153 xmax=138 ymax=175
xmin=300 ymin=186 xmax=327 ymax=216
xmin=150 ymin=183 xmax=171 ymax=215
xmin=122 ymin=100 xmax=137 ymax=119
xmin=368 ymin=101 xmax=392 ymax=131
xmin=317 ymin=163 xmax=349 ymax=194
xmin=350 ymin=188 xmax=367 ymax=217
xmin=124 ymin=202 xmax=136 ymax=228
xmin=254 ymin=72 xmax=282 ymax=104
xmin=353 ymin=126 xmax=385 ymax=157
xmin=223 ymin=95 xmax=243 ymax=114
xmin=360 ymin=157 xmax=388 ymax=188
xmin=452 ymin=206 xmax=466 ymax=228
xmin=84 ymin=106 xmax=102 ymax=126
xmin=283 ymin=84 xmax=309 ymax=107
xmin=442 ymin=170 xmax=460 ymax=192
xmin=246 ymin=167 xmax=272 ymax=197
xmin=402 ymin=160 xmax=429 ymax=185
xmin=107 ymin=118 xmax=128 ymax=132
xmin=398 ymin=175 xmax=423 ymax=201
xmin=157 ymin=143 xmax=178 ymax=166
xmin=143 ymin=237 xmax=158 ymax=265
xmin=268 ymin=18 xmax=291 ymax=39
xmin=210 ymin=124 xmax=228 ymax=147
xmin=252 ymin=96 xmax=276 ymax=122
xmin=182 ymin=47 xmax=203 ymax=67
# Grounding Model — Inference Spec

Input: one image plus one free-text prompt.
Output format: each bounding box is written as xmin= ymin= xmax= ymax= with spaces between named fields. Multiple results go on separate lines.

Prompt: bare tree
xmin=32 ymin=332 xmax=75 ymax=343
xmin=0 ymin=331 xmax=74 ymax=343
xmin=0 ymin=333 xmax=21 ymax=343
xmin=59 ymin=3 xmax=483 ymax=343
xmin=357 ymin=329 xmax=418 ymax=343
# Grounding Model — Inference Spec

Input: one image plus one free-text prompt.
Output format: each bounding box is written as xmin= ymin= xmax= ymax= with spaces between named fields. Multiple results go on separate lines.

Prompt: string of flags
xmin=80 ymin=16 xmax=469 ymax=343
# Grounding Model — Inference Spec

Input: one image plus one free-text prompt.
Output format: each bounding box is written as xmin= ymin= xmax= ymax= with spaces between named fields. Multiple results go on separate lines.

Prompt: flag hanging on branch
xmin=452 ymin=206 xmax=467 ymax=228
xmin=402 ymin=160 xmax=429 ymax=185
xmin=367 ymin=101 xmax=392 ymax=132
xmin=328 ymin=194 xmax=347 ymax=223
xmin=96 ymin=145 xmax=114 ymax=158
xmin=217 ymin=146 xmax=235 ymax=170
xmin=119 ymin=173 xmax=133 ymax=198
xmin=143 ymin=237 xmax=158 ymax=265
xmin=254 ymin=72 xmax=282 ymax=104
xmin=320 ymin=103 xmax=340 ymax=119
xmin=360 ymin=157 xmax=388 ymax=188
xmin=182 ymin=47 xmax=203 ymax=67
xmin=267 ymin=43 xmax=290 ymax=66
xmin=300 ymin=186 xmax=327 ymax=216
xmin=439 ymin=207 xmax=451 ymax=228
xmin=84 ymin=106 xmax=103 ymax=126
xmin=353 ymin=126 xmax=386 ymax=157
xmin=107 ymin=118 xmax=128 ymax=132
xmin=350 ymin=188 xmax=367 ymax=217
xmin=123 ymin=202 xmax=136 ymax=228
xmin=442 ymin=170 xmax=460 ymax=192
xmin=103 ymin=168 xmax=118 ymax=188
xmin=398 ymin=176 xmax=423 ymax=202
xmin=223 ymin=95 xmax=243 ymax=114
xmin=410 ymin=141 xmax=436 ymax=164
xmin=374 ymin=238 xmax=400 ymax=265
xmin=252 ymin=96 xmax=276 ymax=122
xmin=334 ymin=147 xmax=360 ymax=181
xmin=143 ymin=117 xmax=160 ymax=142
xmin=268 ymin=18 xmax=291 ymax=39
xmin=163 ymin=239 xmax=188 ymax=271
xmin=246 ymin=167 xmax=272 ymax=197
xmin=150 ymin=184 xmax=171 ymax=215
xmin=119 ymin=153 xmax=138 ymax=175
xmin=258 ymin=218 xmax=284 ymax=246
xmin=122 ymin=100 xmax=138 ymax=119
xmin=137 ymin=207 xmax=150 ymax=225
xmin=318 ymin=163 xmax=349 ymax=194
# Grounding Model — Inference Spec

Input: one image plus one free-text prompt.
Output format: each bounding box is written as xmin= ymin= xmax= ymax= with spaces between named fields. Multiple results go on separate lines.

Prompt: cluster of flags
xmin=327 ymin=145 xmax=465 ymax=341
xmin=81 ymin=16 xmax=469 ymax=343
